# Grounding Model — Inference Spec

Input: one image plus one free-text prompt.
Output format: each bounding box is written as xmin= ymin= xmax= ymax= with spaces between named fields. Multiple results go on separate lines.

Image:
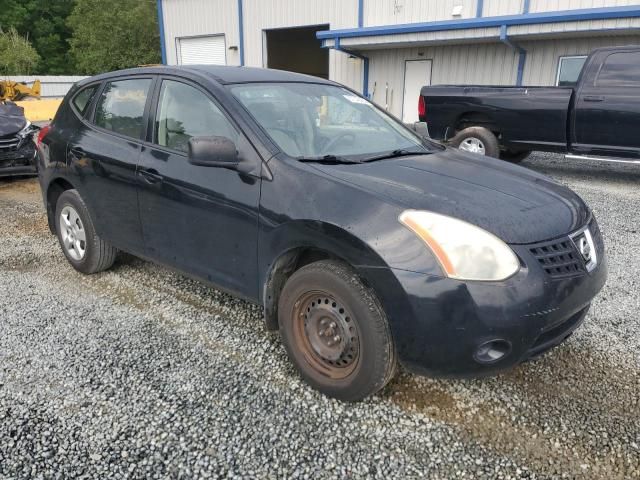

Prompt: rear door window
xmin=596 ymin=52 xmax=640 ymax=87
xmin=72 ymin=85 xmax=98 ymax=116
xmin=154 ymin=79 xmax=238 ymax=154
xmin=94 ymin=78 xmax=152 ymax=139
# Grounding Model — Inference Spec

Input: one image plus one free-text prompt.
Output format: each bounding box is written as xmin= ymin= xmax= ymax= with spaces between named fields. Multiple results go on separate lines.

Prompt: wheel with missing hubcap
xmin=279 ymin=260 xmax=397 ymax=401
xmin=293 ymin=291 xmax=360 ymax=379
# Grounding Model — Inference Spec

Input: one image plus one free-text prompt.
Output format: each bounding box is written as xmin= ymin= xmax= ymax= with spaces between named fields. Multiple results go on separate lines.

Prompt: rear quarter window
xmin=72 ymin=86 xmax=97 ymax=116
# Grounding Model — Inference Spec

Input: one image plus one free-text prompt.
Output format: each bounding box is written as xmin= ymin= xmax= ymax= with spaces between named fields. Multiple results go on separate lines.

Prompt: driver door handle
xmin=139 ymin=168 xmax=163 ymax=184
xmin=583 ymin=95 xmax=605 ymax=102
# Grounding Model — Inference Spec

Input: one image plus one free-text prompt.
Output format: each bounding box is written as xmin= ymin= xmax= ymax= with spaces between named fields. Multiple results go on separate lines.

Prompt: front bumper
xmin=0 ymin=141 xmax=37 ymax=178
xmin=360 ymin=223 xmax=608 ymax=378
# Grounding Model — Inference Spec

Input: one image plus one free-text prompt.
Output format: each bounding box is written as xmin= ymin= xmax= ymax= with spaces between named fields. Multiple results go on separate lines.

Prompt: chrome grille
xmin=529 ymin=238 xmax=584 ymax=278
xmin=0 ymin=135 xmax=20 ymax=151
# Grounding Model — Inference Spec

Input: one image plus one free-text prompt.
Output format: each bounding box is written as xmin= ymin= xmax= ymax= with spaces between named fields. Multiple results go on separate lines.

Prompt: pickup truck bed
xmin=420 ymin=46 xmax=640 ymax=162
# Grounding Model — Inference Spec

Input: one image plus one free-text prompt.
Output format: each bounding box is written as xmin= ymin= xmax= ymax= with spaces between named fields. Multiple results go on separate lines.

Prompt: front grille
xmin=529 ymin=238 xmax=584 ymax=278
xmin=0 ymin=135 xmax=20 ymax=151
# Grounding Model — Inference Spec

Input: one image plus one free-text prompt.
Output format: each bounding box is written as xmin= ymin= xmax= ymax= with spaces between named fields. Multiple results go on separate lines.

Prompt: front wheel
xmin=278 ymin=260 xmax=397 ymax=401
xmin=450 ymin=126 xmax=500 ymax=158
xmin=55 ymin=189 xmax=118 ymax=274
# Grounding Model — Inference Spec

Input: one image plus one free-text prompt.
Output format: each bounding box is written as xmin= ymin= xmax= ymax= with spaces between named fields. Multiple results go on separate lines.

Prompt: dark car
xmin=0 ymin=102 xmax=39 ymax=177
xmin=37 ymin=66 xmax=607 ymax=401
xmin=420 ymin=46 xmax=640 ymax=164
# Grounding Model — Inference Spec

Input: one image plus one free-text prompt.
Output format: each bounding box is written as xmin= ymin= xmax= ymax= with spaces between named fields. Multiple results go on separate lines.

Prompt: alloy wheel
xmin=459 ymin=137 xmax=486 ymax=155
xmin=59 ymin=205 xmax=87 ymax=261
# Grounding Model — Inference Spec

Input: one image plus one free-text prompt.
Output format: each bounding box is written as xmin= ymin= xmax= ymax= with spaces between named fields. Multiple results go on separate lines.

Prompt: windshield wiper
xmin=297 ymin=155 xmax=362 ymax=164
xmin=361 ymin=149 xmax=433 ymax=163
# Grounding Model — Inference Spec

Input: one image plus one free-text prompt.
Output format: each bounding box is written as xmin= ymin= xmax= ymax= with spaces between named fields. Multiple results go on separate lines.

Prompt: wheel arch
xmin=260 ymin=221 xmax=391 ymax=331
xmin=453 ymin=111 xmax=499 ymax=137
xmin=45 ymin=177 xmax=76 ymax=234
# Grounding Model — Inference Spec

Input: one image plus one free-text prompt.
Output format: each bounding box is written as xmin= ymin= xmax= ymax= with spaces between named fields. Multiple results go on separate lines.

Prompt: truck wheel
xmin=278 ymin=260 xmax=397 ymax=402
xmin=450 ymin=127 xmax=500 ymax=158
xmin=500 ymin=149 xmax=531 ymax=164
xmin=55 ymin=189 xmax=118 ymax=274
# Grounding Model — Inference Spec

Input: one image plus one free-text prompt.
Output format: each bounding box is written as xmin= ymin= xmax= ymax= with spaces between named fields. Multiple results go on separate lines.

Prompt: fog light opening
xmin=474 ymin=340 xmax=511 ymax=364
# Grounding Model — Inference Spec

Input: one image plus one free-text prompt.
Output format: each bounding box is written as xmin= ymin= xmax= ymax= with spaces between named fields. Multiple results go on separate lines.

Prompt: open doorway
xmin=264 ymin=25 xmax=329 ymax=79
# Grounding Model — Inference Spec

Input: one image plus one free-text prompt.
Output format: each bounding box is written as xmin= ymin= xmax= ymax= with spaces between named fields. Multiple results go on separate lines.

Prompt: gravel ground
xmin=0 ymin=153 xmax=638 ymax=479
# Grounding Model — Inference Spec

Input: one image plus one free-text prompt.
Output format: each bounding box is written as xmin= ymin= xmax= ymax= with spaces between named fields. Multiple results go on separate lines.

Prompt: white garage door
xmin=178 ymin=35 xmax=226 ymax=65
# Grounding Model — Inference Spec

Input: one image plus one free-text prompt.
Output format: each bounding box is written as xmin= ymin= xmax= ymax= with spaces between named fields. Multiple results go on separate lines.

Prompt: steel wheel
xmin=458 ymin=137 xmax=486 ymax=155
xmin=292 ymin=290 xmax=360 ymax=380
xmin=59 ymin=205 xmax=87 ymax=261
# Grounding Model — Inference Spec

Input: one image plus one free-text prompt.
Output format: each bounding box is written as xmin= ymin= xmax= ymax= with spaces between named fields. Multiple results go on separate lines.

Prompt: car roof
xmin=75 ymin=65 xmax=336 ymax=87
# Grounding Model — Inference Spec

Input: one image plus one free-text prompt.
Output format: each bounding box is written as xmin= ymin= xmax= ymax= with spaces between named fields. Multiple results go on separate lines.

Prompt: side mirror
xmin=188 ymin=136 xmax=239 ymax=168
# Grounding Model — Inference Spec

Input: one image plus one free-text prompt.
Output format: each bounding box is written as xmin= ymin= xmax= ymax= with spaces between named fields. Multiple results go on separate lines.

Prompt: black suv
xmin=37 ymin=66 xmax=606 ymax=401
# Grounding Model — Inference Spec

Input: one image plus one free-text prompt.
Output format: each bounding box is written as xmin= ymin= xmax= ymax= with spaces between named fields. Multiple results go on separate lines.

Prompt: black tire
xmin=500 ymin=149 xmax=531 ymax=163
xmin=55 ymin=189 xmax=117 ymax=274
xmin=450 ymin=126 xmax=500 ymax=158
xmin=278 ymin=260 xmax=397 ymax=401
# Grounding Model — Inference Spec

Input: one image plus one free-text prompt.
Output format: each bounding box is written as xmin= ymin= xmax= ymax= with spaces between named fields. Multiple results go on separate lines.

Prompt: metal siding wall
xmin=341 ymin=27 xmax=501 ymax=47
xmin=161 ymin=0 xmax=239 ymax=66
xmin=530 ymin=0 xmax=639 ymax=13
xmin=521 ymin=34 xmax=640 ymax=85
xmin=483 ymin=0 xmax=524 ymax=16
xmin=367 ymin=43 xmax=518 ymax=118
xmin=509 ymin=16 xmax=640 ymax=35
xmin=4 ymin=76 xmax=88 ymax=98
xmin=363 ymin=0 xmax=477 ymax=25
xmin=242 ymin=0 xmax=362 ymax=90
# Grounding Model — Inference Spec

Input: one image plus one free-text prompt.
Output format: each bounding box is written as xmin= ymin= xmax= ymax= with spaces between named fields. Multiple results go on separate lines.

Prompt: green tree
xmin=0 ymin=0 xmax=75 ymax=74
xmin=0 ymin=28 xmax=41 ymax=75
xmin=68 ymin=0 xmax=161 ymax=75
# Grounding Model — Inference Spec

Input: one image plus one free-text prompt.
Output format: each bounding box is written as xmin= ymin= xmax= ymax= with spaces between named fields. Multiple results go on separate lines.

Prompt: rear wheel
xmin=450 ymin=126 xmax=500 ymax=158
xmin=278 ymin=260 xmax=397 ymax=401
xmin=500 ymin=149 xmax=531 ymax=163
xmin=55 ymin=189 xmax=118 ymax=274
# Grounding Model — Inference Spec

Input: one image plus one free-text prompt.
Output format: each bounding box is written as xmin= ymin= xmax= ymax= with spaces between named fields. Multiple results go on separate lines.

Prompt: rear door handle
xmin=583 ymin=95 xmax=605 ymax=102
xmin=139 ymin=168 xmax=163 ymax=184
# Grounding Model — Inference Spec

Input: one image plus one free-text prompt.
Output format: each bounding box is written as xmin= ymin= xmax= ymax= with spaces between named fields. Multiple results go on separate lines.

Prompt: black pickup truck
xmin=420 ymin=45 xmax=640 ymax=163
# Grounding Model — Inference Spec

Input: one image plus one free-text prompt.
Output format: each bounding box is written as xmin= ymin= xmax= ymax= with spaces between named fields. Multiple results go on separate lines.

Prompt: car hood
xmin=310 ymin=148 xmax=590 ymax=244
xmin=0 ymin=102 xmax=27 ymax=137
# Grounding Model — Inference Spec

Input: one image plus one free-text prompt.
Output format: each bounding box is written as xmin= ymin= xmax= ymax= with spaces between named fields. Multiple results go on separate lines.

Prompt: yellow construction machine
xmin=0 ymin=79 xmax=41 ymax=101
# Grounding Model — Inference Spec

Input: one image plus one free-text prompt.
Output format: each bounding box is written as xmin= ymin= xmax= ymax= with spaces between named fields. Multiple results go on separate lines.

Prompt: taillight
xmin=418 ymin=96 xmax=426 ymax=119
xmin=36 ymin=124 xmax=51 ymax=147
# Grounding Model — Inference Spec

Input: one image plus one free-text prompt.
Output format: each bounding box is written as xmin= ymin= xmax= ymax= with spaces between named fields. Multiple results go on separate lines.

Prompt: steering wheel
xmin=320 ymin=133 xmax=356 ymax=155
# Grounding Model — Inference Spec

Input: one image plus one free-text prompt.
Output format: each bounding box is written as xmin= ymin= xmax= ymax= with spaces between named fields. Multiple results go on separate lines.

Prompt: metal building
xmin=157 ymin=0 xmax=640 ymax=122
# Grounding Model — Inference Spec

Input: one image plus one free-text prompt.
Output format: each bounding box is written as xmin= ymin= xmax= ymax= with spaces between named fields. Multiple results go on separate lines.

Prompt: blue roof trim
xmin=156 ymin=0 xmax=167 ymax=64
xmin=316 ymin=5 xmax=640 ymax=40
xmin=238 ymin=0 xmax=245 ymax=66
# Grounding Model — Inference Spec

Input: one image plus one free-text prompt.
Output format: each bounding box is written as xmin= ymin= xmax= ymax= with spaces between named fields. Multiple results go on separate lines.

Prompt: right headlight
xmin=399 ymin=210 xmax=520 ymax=281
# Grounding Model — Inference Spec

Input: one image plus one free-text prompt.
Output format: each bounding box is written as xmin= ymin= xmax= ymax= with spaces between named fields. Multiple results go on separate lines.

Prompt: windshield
xmin=230 ymin=82 xmax=430 ymax=160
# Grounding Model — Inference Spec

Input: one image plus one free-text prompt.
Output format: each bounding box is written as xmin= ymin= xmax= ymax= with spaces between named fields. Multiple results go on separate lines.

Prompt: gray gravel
xmin=0 ymin=153 xmax=639 ymax=479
